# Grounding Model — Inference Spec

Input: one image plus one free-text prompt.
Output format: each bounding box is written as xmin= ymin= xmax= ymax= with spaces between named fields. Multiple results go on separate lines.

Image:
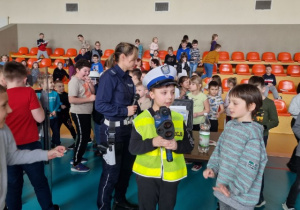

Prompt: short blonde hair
xmin=37 ymin=74 xmax=53 ymax=87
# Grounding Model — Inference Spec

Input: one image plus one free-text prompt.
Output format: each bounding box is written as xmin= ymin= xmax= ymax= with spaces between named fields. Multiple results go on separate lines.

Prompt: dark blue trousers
xmin=50 ymin=117 xmax=60 ymax=146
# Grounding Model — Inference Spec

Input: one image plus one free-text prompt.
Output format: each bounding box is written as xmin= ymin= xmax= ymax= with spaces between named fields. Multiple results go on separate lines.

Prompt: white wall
xmin=1 ymin=0 xmax=300 ymax=25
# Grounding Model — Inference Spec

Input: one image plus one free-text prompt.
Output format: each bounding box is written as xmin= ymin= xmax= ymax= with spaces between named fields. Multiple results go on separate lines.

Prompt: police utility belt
xmin=104 ymin=118 xmax=132 ymax=127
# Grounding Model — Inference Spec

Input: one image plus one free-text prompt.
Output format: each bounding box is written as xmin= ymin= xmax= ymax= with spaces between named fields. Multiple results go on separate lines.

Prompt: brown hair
xmin=212 ymin=75 xmax=222 ymax=86
xmin=208 ymin=80 xmax=219 ymax=89
xmin=248 ymin=76 xmax=265 ymax=87
xmin=152 ymin=37 xmax=158 ymax=42
xmin=0 ymin=65 xmax=3 ymax=74
xmin=105 ymin=54 xmax=115 ymax=69
xmin=211 ymin=34 xmax=218 ymax=41
xmin=168 ymin=46 xmax=173 ymax=52
xmin=229 ymin=84 xmax=262 ymax=117
xmin=75 ymin=59 xmax=91 ymax=70
xmin=132 ymin=69 xmax=142 ymax=81
xmin=95 ymin=41 xmax=101 ymax=45
xmin=4 ymin=61 xmax=27 ymax=81
xmin=181 ymin=39 xmax=188 ymax=44
xmin=54 ymin=80 xmax=63 ymax=85
xmin=178 ymin=76 xmax=189 ymax=86
xmin=192 ymin=39 xmax=198 ymax=45
xmin=135 ymin=39 xmax=140 ymax=43
xmin=136 ymin=81 xmax=145 ymax=88
xmin=227 ymin=77 xmax=237 ymax=87
xmin=215 ymin=44 xmax=221 ymax=50
xmin=113 ymin=42 xmax=138 ymax=63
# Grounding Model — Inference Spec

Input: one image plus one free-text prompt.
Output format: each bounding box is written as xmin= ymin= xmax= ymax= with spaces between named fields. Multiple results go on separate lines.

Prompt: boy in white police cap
xmin=129 ymin=65 xmax=193 ymax=210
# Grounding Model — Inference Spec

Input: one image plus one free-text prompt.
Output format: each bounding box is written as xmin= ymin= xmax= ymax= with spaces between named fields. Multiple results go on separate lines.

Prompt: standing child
xmin=201 ymin=44 xmax=221 ymax=79
xmin=262 ymin=64 xmax=281 ymax=99
xmin=37 ymin=33 xmax=49 ymax=61
xmin=53 ymin=62 xmax=69 ymax=82
xmin=68 ymin=59 xmax=95 ymax=172
xmin=135 ymin=81 xmax=151 ymax=111
xmin=91 ymin=54 xmax=104 ymax=74
xmin=0 ymin=55 xmax=8 ymax=65
xmin=54 ymin=80 xmax=77 ymax=149
xmin=37 ymin=75 xmax=61 ymax=147
xmin=164 ymin=47 xmax=177 ymax=67
xmin=31 ymin=62 xmax=40 ymax=84
xmin=135 ymin=39 xmax=143 ymax=59
xmin=203 ymin=84 xmax=267 ymax=210
xmin=177 ymin=53 xmax=190 ymax=79
xmin=4 ymin=62 xmax=61 ymax=210
xmin=187 ymin=75 xmax=210 ymax=171
xmin=178 ymin=35 xmax=192 ymax=49
xmin=204 ymin=75 xmax=223 ymax=96
xmin=176 ymin=39 xmax=191 ymax=62
xmin=190 ymin=39 xmax=201 ymax=77
xmin=224 ymin=77 xmax=237 ymax=123
xmin=207 ymin=81 xmax=224 ymax=132
xmin=129 ymin=66 xmax=194 ymax=210
xmin=149 ymin=37 xmax=159 ymax=57
xmin=210 ymin=34 xmax=218 ymax=51
xmin=248 ymin=76 xmax=279 ymax=207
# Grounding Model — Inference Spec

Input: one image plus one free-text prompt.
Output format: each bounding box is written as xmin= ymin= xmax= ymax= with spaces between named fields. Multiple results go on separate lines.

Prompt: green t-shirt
xmin=187 ymin=92 xmax=207 ymax=125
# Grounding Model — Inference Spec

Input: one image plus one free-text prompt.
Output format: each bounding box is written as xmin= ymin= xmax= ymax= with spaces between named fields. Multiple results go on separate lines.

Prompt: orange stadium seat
xmin=278 ymin=52 xmax=294 ymax=63
xmin=102 ymin=49 xmax=115 ymax=59
xmin=235 ymin=64 xmax=250 ymax=75
xmin=63 ymin=48 xmax=77 ymax=57
xmin=278 ymin=80 xmax=297 ymax=94
xmin=240 ymin=79 xmax=249 ymax=84
xmin=262 ymin=52 xmax=277 ymax=62
xmin=173 ymin=50 xmax=177 ymax=56
xmin=222 ymin=78 xmax=230 ymax=91
xmin=218 ymin=51 xmax=230 ymax=61
xmin=287 ymin=65 xmax=300 ymax=77
xmin=293 ymin=52 xmax=300 ymax=62
xmin=50 ymin=59 xmax=65 ymax=69
xmin=231 ymin=51 xmax=245 ymax=61
xmin=273 ymin=99 xmax=291 ymax=116
xmin=39 ymin=58 xmax=52 ymax=68
xmin=271 ymin=65 xmax=287 ymax=76
xmin=26 ymin=47 xmax=38 ymax=56
xmin=158 ymin=50 xmax=168 ymax=60
xmin=143 ymin=50 xmax=151 ymax=59
xmin=27 ymin=58 xmax=38 ymax=68
xmin=219 ymin=64 xmax=233 ymax=75
xmin=252 ymin=64 xmax=266 ymax=76
xmin=46 ymin=48 xmax=53 ymax=56
xmin=12 ymin=47 xmax=29 ymax=56
xmin=204 ymin=77 xmax=211 ymax=85
xmin=15 ymin=57 xmax=25 ymax=62
xmin=50 ymin=48 xmax=65 ymax=57
xmin=142 ymin=61 xmax=150 ymax=71
xmin=246 ymin=52 xmax=261 ymax=62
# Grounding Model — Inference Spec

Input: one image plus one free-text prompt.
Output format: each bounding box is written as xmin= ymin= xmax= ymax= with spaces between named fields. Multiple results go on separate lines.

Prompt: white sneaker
xmin=282 ymin=202 xmax=295 ymax=210
xmin=277 ymin=96 xmax=282 ymax=100
xmin=255 ymin=200 xmax=266 ymax=208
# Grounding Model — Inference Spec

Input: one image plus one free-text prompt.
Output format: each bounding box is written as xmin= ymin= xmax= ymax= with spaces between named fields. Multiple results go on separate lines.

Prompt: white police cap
xmin=143 ymin=65 xmax=177 ymax=90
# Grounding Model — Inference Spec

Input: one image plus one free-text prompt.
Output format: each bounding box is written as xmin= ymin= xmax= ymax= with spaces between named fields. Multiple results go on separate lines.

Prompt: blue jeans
xmin=201 ymin=63 xmax=213 ymax=79
xmin=190 ymin=62 xmax=198 ymax=77
xmin=6 ymin=141 xmax=55 ymax=210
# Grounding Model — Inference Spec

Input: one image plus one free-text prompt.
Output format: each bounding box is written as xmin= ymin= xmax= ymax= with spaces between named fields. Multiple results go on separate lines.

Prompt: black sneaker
xmin=113 ymin=200 xmax=138 ymax=210
xmin=287 ymin=162 xmax=297 ymax=173
xmin=53 ymin=204 xmax=60 ymax=210
xmin=68 ymin=143 xmax=75 ymax=150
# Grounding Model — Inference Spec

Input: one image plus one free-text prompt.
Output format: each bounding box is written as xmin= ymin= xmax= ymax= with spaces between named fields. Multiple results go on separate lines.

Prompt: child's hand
xmin=48 ymin=146 xmax=65 ymax=159
xmin=164 ymin=139 xmax=178 ymax=150
xmin=213 ymin=184 xmax=230 ymax=197
xmin=61 ymin=105 xmax=66 ymax=109
xmin=50 ymin=111 xmax=56 ymax=117
xmin=203 ymin=168 xmax=215 ymax=179
xmin=216 ymin=112 xmax=220 ymax=118
xmin=89 ymin=94 xmax=96 ymax=102
xmin=153 ymin=136 xmax=171 ymax=148
xmin=85 ymin=77 xmax=92 ymax=84
xmin=199 ymin=63 xmax=203 ymax=66
xmin=193 ymin=113 xmax=199 ymax=118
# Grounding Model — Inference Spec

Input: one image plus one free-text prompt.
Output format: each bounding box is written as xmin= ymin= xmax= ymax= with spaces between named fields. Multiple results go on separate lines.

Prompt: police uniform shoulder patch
xmin=109 ymin=69 xmax=117 ymax=76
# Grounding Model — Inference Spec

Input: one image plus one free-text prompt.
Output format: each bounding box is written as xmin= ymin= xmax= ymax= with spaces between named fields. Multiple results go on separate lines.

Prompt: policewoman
xmin=129 ymin=66 xmax=194 ymax=210
xmin=96 ymin=42 xmax=138 ymax=210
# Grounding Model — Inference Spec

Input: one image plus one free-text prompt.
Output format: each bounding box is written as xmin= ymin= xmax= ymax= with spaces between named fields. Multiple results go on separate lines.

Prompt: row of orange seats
xmin=13 ymin=57 xmax=67 ymax=68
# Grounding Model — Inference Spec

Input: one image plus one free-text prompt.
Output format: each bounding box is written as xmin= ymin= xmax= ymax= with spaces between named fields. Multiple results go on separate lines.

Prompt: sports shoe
xmin=70 ymin=157 xmax=88 ymax=165
xmin=37 ymin=59 xmax=42 ymax=62
xmin=71 ymin=163 xmax=90 ymax=172
xmin=68 ymin=143 xmax=75 ymax=150
xmin=191 ymin=164 xmax=202 ymax=171
xmin=53 ymin=204 xmax=60 ymax=210
xmin=255 ymin=200 xmax=266 ymax=208
xmin=113 ymin=200 xmax=138 ymax=210
xmin=277 ymin=96 xmax=282 ymax=100
xmin=282 ymin=202 xmax=295 ymax=210
xmin=88 ymin=138 xmax=93 ymax=144
xmin=287 ymin=162 xmax=297 ymax=173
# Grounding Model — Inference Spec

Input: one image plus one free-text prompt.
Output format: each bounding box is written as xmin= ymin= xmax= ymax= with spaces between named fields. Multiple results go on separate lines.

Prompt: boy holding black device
xmin=129 ymin=65 xmax=193 ymax=210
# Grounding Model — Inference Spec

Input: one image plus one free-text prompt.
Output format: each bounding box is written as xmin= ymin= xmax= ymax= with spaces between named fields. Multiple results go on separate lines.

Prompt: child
xmin=31 ymin=62 xmax=40 ymax=84
xmin=135 ymin=81 xmax=151 ymax=110
xmin=0 ymin=55 xmax=8 ymax=65
xmin=129 ymin=66 xmax=193 ymax=210
xmin=53 ymin=62 xmax=69 ymax=82
xmin=176 ymin=52 xmax=190 ymax=79
xmin=37 ymin=75 xmax=61 ymax=147
xmin=0 ymin=84 xmax=65 ymax=210
xmin=204 ymin=75 xmax=223 ymax=96
xmin=130 ymin=69 xmax=142 ymax=85
xmin=149 ymin=37 xmax=159 ymax=57
xmin=178 ymin=76 xmax=190 ymax=99
xmin=77 ymin=34 xmax=90 ymax=50
xmin=178 ymin=35 xmax=192 ymax=49
xmin=203 ymin=84 xmax=267 ymax=210
xmin=201 ymin=44 xmax=221 ymax=79
xmin=37 ymin=32 xmax=49 ymax=61
xmin=187 ymin=75 xmax=209 ymax=171
xmin=149 ymin=50 xmax=162 ymax=66
xmin=262 ymin=64 xmax=281 ymax=99
xmin=55 ymin=80 xmax=77 ymax=149
xmin=224 ymin=77 xmax=237 ymax=122
xmin=4 ymin=61 xmax=62 ymax=210
xmin=164 ymin=46 xmax=177 ymax=66
xmin=21 ymin=60 xmax=33 ymax=87
xmin=135 ymin=39 xmax=143 ymax=59
xmin=210 ymin=34 xmax=218 ymax=51
xmin=91 ymin=54 xmax=104 ymax=74
xmin=207 ymin=81 xmax=224 ymax=132
xmin=150 ymin=58 xmax=159 ymax=69
xmin=67 ymin=58 xmax=76 ymax=78
xmin=190 ymin=39 xmax=201 ymax=77
xmin=74 ymin=48 xmax=90 ymax=62
xmin=176 ymin=39 xmax=191 ymax=62
xmin=248 ymin=76 xmax=279 ymax=207
xmin=68 ymin=59 xmax=95 ymax=172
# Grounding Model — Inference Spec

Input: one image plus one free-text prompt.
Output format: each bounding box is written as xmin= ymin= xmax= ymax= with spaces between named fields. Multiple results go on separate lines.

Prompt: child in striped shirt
xmin=203 ymin=84 xmax=268 ymax=210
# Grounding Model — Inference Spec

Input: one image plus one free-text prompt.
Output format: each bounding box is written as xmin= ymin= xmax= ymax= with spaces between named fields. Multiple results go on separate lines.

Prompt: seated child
xmin=149 ymin=50 xmax=162 ymax=66
xmin=53 ymin=62 xmax=69 ymax=82
xmin=203 ymin=84 xmax=267 ymax=210
xmin=135 ymin=81 xmax=151 ymax=111
xmin=164 ymin=47 xmax=177 ymax=67
xmin=0 ymin=55 xmax=8 ymax=65
xmin=262 ymin=64 xmax=281 ymax=99
xmin=91 ymin=54 xmax=104 ymax=74
xmin=177 ymin=76 xmax=190 ymax=99
xmin=129 ymin=65 xmax=193 ymax=210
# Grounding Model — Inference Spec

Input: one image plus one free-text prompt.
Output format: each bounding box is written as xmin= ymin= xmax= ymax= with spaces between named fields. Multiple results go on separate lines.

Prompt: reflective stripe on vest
xmin=133 ymin=110 xmax=187 ymax=182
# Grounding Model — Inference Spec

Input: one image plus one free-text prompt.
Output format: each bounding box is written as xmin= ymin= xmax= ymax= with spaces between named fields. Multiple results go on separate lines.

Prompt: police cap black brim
xmin=149 ymin=79 xmax=178 ymax=89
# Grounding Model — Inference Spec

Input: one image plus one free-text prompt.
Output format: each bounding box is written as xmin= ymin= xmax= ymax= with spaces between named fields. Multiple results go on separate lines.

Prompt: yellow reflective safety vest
xmin=132 ymin=110 xmax=187 ymax=182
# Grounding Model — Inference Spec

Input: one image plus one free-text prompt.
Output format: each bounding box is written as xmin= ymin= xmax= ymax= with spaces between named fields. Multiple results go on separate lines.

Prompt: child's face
xmin=33 ymin=63 xmax=38 ymax=69
xmin=182 ymin=57 xmax=187 ymax=62
xmin=135 ymin=41 xmax=140 ymax=46
xmin=227 ymin=81 xmax=233 ymax=88
xmin=55 ymin=83 xmax=64 ymax=93
xmin=95 ymin=43 xmax=101 ymax=49
xmin=150 ymin=85 xmax=175 ymax=109
xmin=150 ymin=61 xmax=156 ymax=68
xmin=0 ymin=92 xmax=12 ymax=128
xmin=136 ymin=85 xmax=148 ymax=98
xmin=132 ymin=76 xmax=140 ymax=85
xmin=81 ymin=48 xmax=86 ymax=54
xmin=214 ymin=36 xmax=218 ymax=41
xmin=189 ymin=82 xmax=200 ymax=92
xmin=209 ymin=86 xmax=219 ymax=96
xmin=136 ymin=60 xmax=142 ymax=67
xmin=21 ymin=61 xmax=26 ymax=67
xmin=255 ymin=84 xmax=266 ymax=96
xmin=2 ymin=56 xmax=8 ymax=62
xmin=182 ymin=43 xmax=187 ymax=49
xmin=192 ymin=43 xmax=198 ymax=49
xmin=92 ymin=57 xmax=99 ymax=63
xmin=39 ymin=34 xmax=44 ymax=39
xmin=58 ymin=63 xmax=63 ymax=69
xmin=154 ymin=38 xmax=158 ymax=43
xmin=44 ymin=79 xmax=54 ymax=90
xmin=168 ymin=50 xmax=173 ymax=56
xmin=181 ymin=79 xmax=190 ymax=89
xmin=228 ymin=96 xmax=255 ymax=122
xmin=154 ymin=51 xmax=158 ymax=57
xmin=76 ymin=67 xmax=91 ymax=81
xmin=78 ymin=36 xmax=83 ymax=42
xmin=266 ymin=66 xmax=272 ymax=75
